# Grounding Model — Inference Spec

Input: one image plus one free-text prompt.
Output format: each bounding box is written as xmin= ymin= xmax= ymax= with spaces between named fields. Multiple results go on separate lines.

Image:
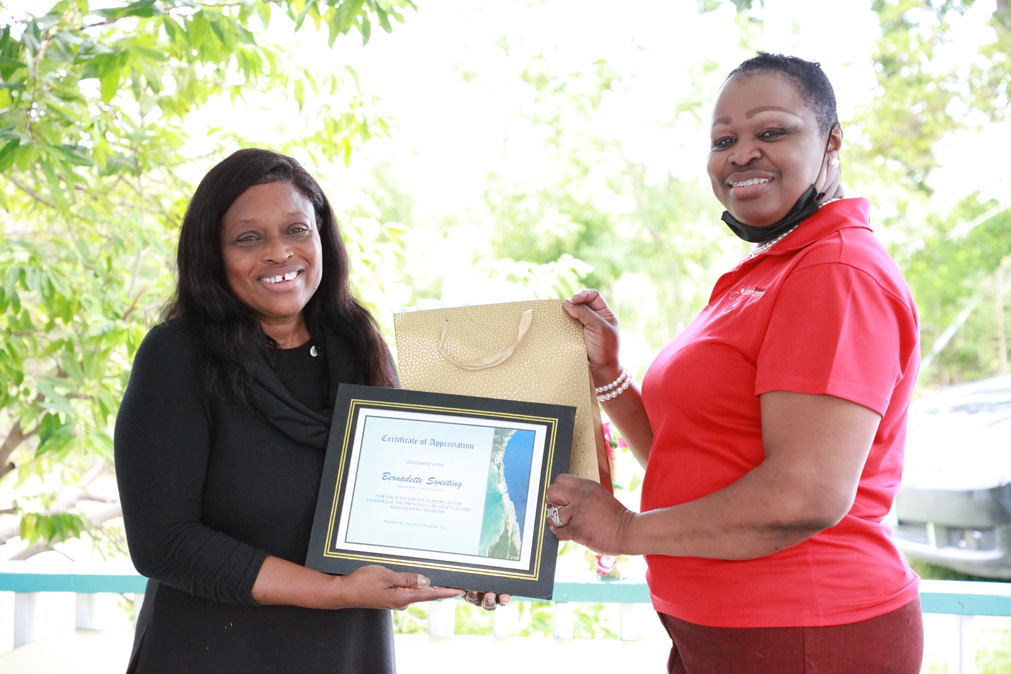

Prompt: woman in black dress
xmin=114 ymin=149 xmax=467 ymax=673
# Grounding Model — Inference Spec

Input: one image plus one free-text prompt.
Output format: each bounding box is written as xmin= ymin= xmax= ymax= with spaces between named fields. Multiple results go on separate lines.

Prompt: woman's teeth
xmin=261 ymin=271 xmax=299 ymax=284
xmin=730 ymin=178 xmax=770 ymax=187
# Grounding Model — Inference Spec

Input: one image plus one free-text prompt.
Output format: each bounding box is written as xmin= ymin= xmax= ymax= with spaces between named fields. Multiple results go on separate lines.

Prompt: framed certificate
xmin=306 ymin=384 xmax=575 ymax=599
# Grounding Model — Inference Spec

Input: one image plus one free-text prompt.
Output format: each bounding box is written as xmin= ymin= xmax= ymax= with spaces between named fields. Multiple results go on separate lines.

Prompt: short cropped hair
xmin=726 ymin=52 xmax=839 ymax=135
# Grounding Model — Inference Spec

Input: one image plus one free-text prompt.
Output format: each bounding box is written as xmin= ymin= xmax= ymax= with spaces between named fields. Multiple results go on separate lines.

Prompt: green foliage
xmin=508 ymin=600 xmax=553 ymax=636
xmin=471 ymin=45 xmax=735 ymax=364
xmin=453 ymin=601 xmax=494 ymax=635
xmin=392 ymin=602 xmax=429 ymax=634
xmin=0 ymin=0 xmax=411 ymax=559
xmin=572 ymin=603 xmax=617 ymax=639
xmin=18 ymin=510 xmax=88 ymax=546
xmin=849 ymin=1 xmax=1011 ymax=195
xmin=849 ymin=0 xmax=960 ymax=193
xmin=474 ymin=255 xmax=595 ymax=301
xmin=976 ymin=619 xmax=1011 ymax=674
xmin=390 ymin=598 xmax=617 ymax=638
xmin=286 ymin=0 xmax=415 ymax=48
xmin=895 ymin=195 xmax=1011 ymax=386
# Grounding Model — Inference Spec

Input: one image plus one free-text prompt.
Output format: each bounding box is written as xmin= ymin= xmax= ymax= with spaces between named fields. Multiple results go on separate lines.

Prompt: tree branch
xmin=122 ymin=284 xmax=149 ymax=321
xmin=9 ymin=177 xmax=57 ymax=209
xmin=79 ymin=494 xmax=120 ymax=505
xmin=8 ymin=542 xmax=55 ymax=560
xmin=0 ymin=419 xmax=37 ymax=470
xmin=996 ymin=0 xmax=1010 ymax=29
xmin=88 ymin=503 xmax=123 ymax=527
xmin=25 ymin=22 xmax=55 ymax=136
xmin=0 ymin=524 xmax=20 ymax=545
xmin=79 ymin=460 xmax=107 ymax=491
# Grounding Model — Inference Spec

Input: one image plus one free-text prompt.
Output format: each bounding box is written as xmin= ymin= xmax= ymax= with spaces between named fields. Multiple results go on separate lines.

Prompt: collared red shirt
xmin=640 ymin=198 xmax=920 ymax=627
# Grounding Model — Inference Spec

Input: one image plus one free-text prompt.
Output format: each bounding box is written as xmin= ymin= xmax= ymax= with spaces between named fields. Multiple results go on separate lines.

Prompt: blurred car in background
xmin=889 ymin=374 xmax=1011 ymax=579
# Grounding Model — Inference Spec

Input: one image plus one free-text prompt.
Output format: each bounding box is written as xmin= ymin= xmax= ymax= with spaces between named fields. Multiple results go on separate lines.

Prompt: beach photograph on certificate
xmin=338 ymin=410 xmax=544 ymax=568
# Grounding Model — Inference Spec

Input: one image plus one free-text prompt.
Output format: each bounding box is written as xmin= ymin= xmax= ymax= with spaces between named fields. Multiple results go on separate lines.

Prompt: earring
xmin=828 ymin=157 xmax=840 ymax=167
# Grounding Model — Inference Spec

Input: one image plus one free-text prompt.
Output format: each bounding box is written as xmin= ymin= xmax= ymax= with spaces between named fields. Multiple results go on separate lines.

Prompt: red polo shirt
xmin=640 ymin=198 xmax=920 ymax=627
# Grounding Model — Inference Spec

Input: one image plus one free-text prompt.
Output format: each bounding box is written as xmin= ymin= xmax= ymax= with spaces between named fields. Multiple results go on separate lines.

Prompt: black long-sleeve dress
xmin=114 ymin=323 xmax=394 ymax=673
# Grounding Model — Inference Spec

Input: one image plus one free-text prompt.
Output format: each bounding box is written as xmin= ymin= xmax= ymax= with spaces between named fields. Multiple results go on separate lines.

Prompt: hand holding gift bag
xmin=394 ymin=299 xmax=612 ymax=490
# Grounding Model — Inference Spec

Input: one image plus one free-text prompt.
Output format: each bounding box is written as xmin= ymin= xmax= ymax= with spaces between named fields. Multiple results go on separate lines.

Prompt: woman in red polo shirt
xmin=547 ymin=53 xmax=923 ymax=673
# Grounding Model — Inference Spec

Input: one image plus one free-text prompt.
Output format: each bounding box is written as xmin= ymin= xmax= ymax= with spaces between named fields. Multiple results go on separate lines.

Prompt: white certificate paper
xmin=336 ymin=409 xmax=546 ymax=570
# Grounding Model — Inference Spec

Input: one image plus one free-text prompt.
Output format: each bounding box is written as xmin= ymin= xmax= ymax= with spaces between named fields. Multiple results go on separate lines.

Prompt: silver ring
xmin=546 ymin=505 xmax=564 ymax=527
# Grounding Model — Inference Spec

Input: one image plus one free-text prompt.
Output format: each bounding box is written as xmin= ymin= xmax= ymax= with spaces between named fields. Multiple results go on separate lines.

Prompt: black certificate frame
xmin=306 ymin=384 xmax=575 ymax=599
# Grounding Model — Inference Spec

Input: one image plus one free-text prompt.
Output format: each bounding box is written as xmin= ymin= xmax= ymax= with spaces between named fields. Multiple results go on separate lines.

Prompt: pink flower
xmin=595 ymin=554 xmax=616 ymax=576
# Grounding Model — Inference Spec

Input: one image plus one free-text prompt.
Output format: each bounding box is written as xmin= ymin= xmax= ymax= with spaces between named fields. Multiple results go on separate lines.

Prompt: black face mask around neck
xmin=721 ymin=184 xmax=824 ymax=244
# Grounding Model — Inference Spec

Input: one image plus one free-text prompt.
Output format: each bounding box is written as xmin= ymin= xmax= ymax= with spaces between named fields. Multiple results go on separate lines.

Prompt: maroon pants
xmin=658 ymin=597 xmax=923 ymax=674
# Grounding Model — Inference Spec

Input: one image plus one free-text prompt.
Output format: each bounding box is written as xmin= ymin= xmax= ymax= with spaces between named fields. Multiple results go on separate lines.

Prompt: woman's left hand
xmin=546 ymin=474 xmax=637 ymax=556
xmin=463 ymin=591 xmax=512 ymax=611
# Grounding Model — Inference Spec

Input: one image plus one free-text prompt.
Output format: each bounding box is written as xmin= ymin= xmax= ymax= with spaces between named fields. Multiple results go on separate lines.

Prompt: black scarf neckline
xmin=249 ymin=328 xmax=355 ymax=451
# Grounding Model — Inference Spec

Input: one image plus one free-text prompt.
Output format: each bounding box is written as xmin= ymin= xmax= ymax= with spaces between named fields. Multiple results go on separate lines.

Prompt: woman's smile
xmin=726 ymin=172 xmax=774 ymax=199
xmin=258 ymin=268 xmax=304 ymax=285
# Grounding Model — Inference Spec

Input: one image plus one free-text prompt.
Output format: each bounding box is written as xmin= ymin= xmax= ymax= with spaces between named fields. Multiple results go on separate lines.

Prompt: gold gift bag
xmin=393 ymin=299 xmax=611 ymax=489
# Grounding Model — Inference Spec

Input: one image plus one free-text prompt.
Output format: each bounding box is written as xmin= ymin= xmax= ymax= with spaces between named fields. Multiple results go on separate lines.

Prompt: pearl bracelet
xmin=595 ymin=367 xmax=633 ymax=403
xmin=597 ymin=377 xmax=631 ymax=403
xmin=594 ymin=367 xmax=628 ymax=394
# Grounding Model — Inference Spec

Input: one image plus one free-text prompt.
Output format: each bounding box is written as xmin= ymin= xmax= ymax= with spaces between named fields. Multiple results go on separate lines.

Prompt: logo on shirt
xmin=726 ymin=286 xmax=766 ymax=310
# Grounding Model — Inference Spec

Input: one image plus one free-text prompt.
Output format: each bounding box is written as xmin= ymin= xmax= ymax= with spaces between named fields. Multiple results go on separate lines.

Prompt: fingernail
xmin=417 ymin=576 xmax=430 ymax=587
xmin=563 ymin=300 xmax=573 ymax=308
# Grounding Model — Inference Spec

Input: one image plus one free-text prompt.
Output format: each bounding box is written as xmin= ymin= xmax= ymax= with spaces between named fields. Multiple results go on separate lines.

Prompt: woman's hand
xmin=463 ymin=591 xmax=512 ymax=611
xmin=545 ymin=474 xmax=637 ymax=556
xmin=336 ymin=565 xmax=465 ymax=610
xmin=563 ymin=289 xmax=621 ymax=387
xmin=252 ymin=557 xmax=463 ymax=610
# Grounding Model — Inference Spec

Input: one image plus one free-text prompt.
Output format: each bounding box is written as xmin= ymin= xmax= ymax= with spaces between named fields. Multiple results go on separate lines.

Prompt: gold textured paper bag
xmin=393 ymin=299 xmax=610 ymax=488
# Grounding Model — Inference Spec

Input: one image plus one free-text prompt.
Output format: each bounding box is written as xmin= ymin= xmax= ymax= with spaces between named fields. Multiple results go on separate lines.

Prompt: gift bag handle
xmin=438 ymin=308 xmax=534 ymax=371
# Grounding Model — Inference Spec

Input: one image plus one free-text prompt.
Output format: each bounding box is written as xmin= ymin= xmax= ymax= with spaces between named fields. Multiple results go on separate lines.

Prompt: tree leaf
xmin=36 ymin=415 xmax=76 ymax=456
xmin=361 ymin=15 xmax=372 ymax=46
xmin=99 ymin=68 xmax=120 ymax=104
xmin=59 ymin=145 xmax=96 ymax=167
xmin=0 ymin=138 xmax=20 ymax=172
xmin=36 ymin=379 xmax=75 ymax=416
xmin=94 ymin=0 xmax=161 ymax=20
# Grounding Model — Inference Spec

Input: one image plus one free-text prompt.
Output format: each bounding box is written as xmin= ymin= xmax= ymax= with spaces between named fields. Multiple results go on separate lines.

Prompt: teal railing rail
xmin=2 ymin=562 xmax=1009 ymax=671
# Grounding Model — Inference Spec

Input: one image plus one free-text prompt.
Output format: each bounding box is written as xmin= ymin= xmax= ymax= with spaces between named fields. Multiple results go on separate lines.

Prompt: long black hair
xmin=727 ymin=52 xmax=839 ymax=136
xmin=163 ymin=148 xmax=396 ymax=405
